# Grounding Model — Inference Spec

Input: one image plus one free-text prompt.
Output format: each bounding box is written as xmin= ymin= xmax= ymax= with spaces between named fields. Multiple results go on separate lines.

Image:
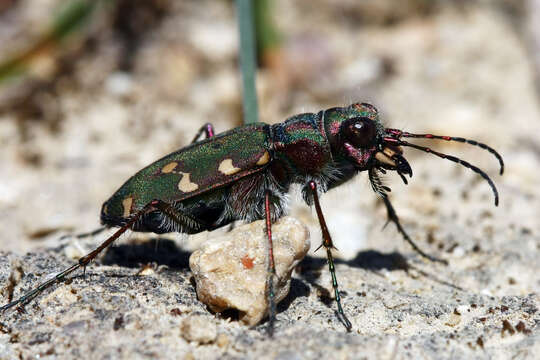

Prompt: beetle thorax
xmin=270 ymin=112 xmax=333 ymax=182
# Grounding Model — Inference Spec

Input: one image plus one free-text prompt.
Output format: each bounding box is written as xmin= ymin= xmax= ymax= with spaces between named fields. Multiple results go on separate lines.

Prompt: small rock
xmin=180 ymin=315 xmax=217 ymax=344
xmin=189 ymin=217 xmax=310 ymax=326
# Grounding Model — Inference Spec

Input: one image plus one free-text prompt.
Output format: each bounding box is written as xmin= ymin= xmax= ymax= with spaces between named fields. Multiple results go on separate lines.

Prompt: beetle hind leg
xmin=1 ymin=200 xmax=160 ymax=313
xmin=0 ymin=199 xmax=210 ymax=313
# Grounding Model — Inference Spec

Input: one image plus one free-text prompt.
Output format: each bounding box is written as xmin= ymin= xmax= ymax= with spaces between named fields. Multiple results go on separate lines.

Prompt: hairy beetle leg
xmin=308 ymin=181 xmax=352 ymax=332
xmin=152 ymin=200 xmax=208 ymax=233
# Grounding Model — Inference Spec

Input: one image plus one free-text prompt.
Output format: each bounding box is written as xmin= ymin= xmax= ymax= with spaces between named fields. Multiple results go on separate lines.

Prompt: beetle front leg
xmin=264 ymin=190 xmax=277 ymax=335
xmin=380 ymin=196 xmax=448 ymax=265
xmin=368 ymin=169 xmax=447 ymax=264
xmin=190 ymin=123 xmax=215 ymax=143
xmin=308 ymin=181 xmax=352 ymax=331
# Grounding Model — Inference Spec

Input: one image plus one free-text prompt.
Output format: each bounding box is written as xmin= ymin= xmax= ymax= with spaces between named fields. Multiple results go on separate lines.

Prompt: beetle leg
xmin=1 ymin=200 xmax=160 ymax=313
xmin=58 ymin=207 xmax=109 ymax=241
xmin=151 ymin=200 xmax=208 ymax=233
xmin=380 ymin=196 xmax=447 ymax=265
xmin=58 ymin=225 xmax=107 ymax=241
xmin=264 ymin=190 xmax=277 ymax=335
xmin=190 ymin=123 xmax=215 ymax=143
xmin=369 ymin=169 xmax=447 ymax=265
xmin=308 ymin=181 xmax=352 ymax=332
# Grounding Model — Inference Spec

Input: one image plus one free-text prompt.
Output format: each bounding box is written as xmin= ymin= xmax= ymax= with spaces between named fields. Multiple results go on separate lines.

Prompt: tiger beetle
xmin=1 ymin=102 xmax=503 ymax=333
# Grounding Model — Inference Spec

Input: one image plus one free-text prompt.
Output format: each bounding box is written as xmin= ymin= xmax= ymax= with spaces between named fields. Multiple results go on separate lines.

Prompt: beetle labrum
xmin=1 ymin=103 xmax=503 ymax=332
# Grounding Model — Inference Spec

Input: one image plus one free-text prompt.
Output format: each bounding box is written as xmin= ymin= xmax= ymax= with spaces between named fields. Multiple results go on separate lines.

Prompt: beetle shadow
xmin=297 ymin=250 xmax=409 ymax=281
xmin=297 ymin=249 xmax=462 ymax=292
xmin=345 ymin=249 xmax=463 ymax=291
xmin=277 ymin=250 xmax=408 ymax=312
xmin=346 ymin=250 xmax=410 ymax=271
xmin=295 ymin=250 xmax=409 ymax=296
xmin=101 ymin=237 xmax=191 ymax=269
xmin=97 ymin=238 xmax=460 ymax=316
xmin=277 ymin=278 xmax=311 ymax=313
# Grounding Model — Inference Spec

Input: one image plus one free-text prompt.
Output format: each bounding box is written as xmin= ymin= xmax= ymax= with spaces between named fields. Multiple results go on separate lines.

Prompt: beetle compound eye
xmin=343 ymin=117 xmax=376 ymax=148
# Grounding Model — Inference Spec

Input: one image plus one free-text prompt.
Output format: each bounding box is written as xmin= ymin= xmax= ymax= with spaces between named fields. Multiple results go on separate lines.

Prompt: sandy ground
xmin=0 ymin=1 xmax=539 ymax=359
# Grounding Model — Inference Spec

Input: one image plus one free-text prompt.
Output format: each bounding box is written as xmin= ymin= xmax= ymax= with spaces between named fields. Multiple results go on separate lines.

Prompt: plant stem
xmin=235 ymin=0 xmax=259 ymax=124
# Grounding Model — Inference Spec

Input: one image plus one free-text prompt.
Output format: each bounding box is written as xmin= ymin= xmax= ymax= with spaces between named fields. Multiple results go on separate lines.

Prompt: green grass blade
xmin=235 ymin=0 xmax=259 ymax=124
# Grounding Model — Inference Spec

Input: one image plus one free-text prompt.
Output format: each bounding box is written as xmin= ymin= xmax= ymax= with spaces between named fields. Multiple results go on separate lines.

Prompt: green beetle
xmin=2 ymin=103 xmax=504 ymax=332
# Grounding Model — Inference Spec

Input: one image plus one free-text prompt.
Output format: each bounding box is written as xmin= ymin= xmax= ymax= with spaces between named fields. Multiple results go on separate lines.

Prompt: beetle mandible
xmin=2 ymin=102 xmax=504 ymax=331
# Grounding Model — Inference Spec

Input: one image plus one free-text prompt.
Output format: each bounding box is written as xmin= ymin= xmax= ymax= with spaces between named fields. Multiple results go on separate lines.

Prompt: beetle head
xmin=325 ymin=103 xmax=412 ymax=178
xmin=325 ymin=102 xmax=504 ymax=205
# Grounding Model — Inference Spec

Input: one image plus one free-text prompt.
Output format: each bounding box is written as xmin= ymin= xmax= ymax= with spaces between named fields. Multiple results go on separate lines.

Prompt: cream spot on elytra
xmin=122 ymin=197 xmax=133 ymax=217
xmin=256 ymin=151 xmax=270 ymax=166
xmin=161 ymin=161 xmax=178 ymax=173
xmin=178 ymin=172 xmax=199 ymax=192
xmin=218 ymin=159 xmax=241 ymax=175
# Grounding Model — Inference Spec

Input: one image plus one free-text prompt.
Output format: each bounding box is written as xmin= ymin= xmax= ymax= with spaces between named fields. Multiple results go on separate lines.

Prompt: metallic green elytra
xmin=101 ymin=123 xmax=272 ymax=232
xmin=2 ymin=103 xmax=504 ymax=333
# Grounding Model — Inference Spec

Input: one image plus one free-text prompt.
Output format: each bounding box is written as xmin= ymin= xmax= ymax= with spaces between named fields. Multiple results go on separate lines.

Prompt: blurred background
xmin=0 ymin=0 xmax=539 ymax=278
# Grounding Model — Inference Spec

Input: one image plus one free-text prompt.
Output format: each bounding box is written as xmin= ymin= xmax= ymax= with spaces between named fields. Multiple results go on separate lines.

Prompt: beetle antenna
xmin=386 ymin=129 xmax=504 ymax=175
xmin=385 ymin=138 xmax=500 ymax=206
